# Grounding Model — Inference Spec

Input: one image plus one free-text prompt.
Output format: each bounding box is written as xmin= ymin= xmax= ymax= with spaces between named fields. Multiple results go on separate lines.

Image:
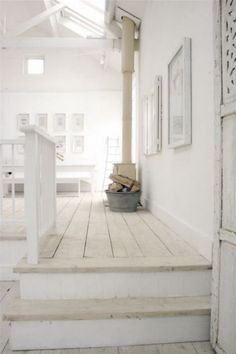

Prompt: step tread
xmin=4 ymin=296 xmax=210 ymax=321
xmin=14 ymin=256 xmax=212 ymax=274
xmin=0 ymin=234 xmax=26 ymax=241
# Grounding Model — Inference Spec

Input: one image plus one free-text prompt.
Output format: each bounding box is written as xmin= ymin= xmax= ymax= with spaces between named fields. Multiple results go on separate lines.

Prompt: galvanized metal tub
xmin=106 ymin=190 xmax=141 ymax=212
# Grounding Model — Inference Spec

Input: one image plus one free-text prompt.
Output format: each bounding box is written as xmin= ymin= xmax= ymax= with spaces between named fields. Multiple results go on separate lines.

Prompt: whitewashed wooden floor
xmin=40 ymin=192 xmax=201 ymax=260
xmin=0 ymin=282 xmax=215 ymax=354
xmin=1 ymin=192 xmax=210 ymax=264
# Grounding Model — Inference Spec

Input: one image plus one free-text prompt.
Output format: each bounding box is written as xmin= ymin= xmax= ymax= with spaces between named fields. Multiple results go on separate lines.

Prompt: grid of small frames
xmin=16 ymin=113 xmax=85 ymax=155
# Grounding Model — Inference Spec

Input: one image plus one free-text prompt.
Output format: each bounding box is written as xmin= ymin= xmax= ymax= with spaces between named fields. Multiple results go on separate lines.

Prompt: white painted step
xmin=15 ymin=256 xmax=212 ymax=299
xmin=4 ymin=296 xmax=210 ymax=350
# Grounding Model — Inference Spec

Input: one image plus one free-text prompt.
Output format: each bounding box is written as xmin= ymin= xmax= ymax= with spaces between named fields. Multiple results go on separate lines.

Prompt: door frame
xmin=211 ymin=0 xmax=236 ymax=353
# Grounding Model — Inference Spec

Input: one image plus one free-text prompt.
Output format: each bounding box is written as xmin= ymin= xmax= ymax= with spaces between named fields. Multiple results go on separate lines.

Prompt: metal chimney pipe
xmin=121 ymin=16 xmax=135 ymax=163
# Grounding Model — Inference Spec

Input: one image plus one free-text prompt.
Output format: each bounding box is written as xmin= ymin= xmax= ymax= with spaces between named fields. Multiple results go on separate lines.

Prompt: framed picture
xmin=17 ymin=113 xmax=30 ymax=132
xmin=17 ymin=141 xmax=25 ymax=154
xmin=54 ymin=113 xmax=66 ymax=132
xmin=143 ymin=95 xmax=149 ymax=155
xmin=168 ymin=37 xmax=192 ymax=148
xmin=143 ymin=76 xmax=162 ymax=155
xmin=71 ymin=113 xmax=84 ymax=132
xmin=71 ymin=136 xmax=84 ymax=154
xmin=36 ymin=113 xmax=48 ymax=131
xmin=55 ymin=136 xmax=66 ymax=154
xmin=154 ymin=75 xmax=162 ymax=152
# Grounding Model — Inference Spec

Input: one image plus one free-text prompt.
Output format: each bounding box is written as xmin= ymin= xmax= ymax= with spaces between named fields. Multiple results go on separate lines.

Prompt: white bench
xmin=2 ymin=164 xmax=96 ymax=195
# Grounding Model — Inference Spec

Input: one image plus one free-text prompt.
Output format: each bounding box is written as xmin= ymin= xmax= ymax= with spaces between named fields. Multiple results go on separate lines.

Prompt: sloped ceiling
xmin=0 ymin=0 xmax=146 ymax=73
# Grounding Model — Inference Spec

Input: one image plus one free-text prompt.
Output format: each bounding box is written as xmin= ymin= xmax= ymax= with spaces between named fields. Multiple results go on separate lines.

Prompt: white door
xmin=211 ymin=1 xmax=236 ymax=353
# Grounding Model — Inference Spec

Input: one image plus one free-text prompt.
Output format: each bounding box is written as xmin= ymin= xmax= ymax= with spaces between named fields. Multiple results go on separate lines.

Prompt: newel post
xmin=24 ymin=129 xmax=40 ymax=264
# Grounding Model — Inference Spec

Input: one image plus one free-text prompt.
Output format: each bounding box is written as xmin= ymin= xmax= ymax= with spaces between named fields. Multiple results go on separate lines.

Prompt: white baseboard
xmin=143 ymin=197 xmax=213 ymax=261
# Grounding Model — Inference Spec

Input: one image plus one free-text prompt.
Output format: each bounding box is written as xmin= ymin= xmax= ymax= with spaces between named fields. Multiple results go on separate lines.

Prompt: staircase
xmin=4 ymin=255 xmax=211 ymax=350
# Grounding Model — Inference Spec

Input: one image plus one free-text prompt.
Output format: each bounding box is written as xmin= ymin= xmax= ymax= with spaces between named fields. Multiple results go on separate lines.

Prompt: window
xmin=25 ymin=57 xmax=44 ymax=75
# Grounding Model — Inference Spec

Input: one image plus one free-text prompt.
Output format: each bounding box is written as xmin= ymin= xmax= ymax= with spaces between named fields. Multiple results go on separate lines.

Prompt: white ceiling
xmin=0 ymin=0 xmax=147 ymax=72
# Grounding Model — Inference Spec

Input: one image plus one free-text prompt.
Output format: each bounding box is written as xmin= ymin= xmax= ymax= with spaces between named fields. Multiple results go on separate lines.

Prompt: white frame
xmin=154 ymin=75 xmax=162 ymax=152
xmin=143 ymin=95 xmax=149 ymax=155
xmin=71 ymin=136 xmax=84 ymax=154
xmin=54 ymin=113 xmax=66 ymax=132
xmin=143 ymin=75 xmax=162 ymax=156
xmin=36 ymin=113 xmax=48 ymax=131
xmin=17 ymin=113 xmax=30 ymax=132
xmin=55 ymin=135 xmax=66 ymax=154
xmin=71 ymin=113 xmax=84 ymax=132
xmin=168 ymin=37 xmax=192 ymax=148
xmin=15 ymin=139 xmax=25 ymax=154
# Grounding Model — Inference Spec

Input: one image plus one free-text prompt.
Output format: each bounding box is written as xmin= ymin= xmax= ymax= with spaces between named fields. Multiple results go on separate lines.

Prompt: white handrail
xmin=22 ymin=125 xmax=56 ymax=264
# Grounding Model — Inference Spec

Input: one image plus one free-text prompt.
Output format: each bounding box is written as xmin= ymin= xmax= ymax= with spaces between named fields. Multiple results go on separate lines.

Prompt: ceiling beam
xmin=105 ymin=0 xmax=116 ymax=25
xmin=105 ymin=20 xmax=121 ymax=38
xmin=0 ymin=37 xmax=121 ymax=50
xmin=59 ymin=18 xmax=103 ymax=37
xmin=43 ymin=0 xmax=60 ymax=37
xmin=4 ymin=3 xmax=66 ymax=37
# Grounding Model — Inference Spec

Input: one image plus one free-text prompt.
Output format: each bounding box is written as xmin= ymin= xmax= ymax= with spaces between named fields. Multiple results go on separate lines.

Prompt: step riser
xmin=0 ymin=241 xmax=26 ymax=280
xmin=19 ymin=270 xmax=211 ymax=299
xmin=10 ymin=316 xmax=210 ymax=350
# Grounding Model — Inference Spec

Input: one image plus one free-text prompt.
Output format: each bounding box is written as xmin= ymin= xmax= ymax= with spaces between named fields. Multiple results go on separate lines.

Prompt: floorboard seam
xmin=52 ymin=195 xmax=85 ymax=258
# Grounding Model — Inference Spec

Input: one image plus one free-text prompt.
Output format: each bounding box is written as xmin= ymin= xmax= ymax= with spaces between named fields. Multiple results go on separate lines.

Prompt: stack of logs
xmin=108 ymin=174 xmax=141 ymax=193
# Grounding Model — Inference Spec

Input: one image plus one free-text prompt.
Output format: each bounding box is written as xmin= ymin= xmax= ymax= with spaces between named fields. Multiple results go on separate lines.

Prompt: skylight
xmin=55 ymin=0 xmax=106 ymax=38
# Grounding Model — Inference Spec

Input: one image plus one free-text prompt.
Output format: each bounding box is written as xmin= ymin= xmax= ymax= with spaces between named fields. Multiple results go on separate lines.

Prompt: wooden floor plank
xmin=56 ymin=197 xmax=71 ymax=214
xmin=40 ymin=234 xmax=63 ymax=258
xmin=41 ymin=197 xmax=82 ymax=259
xmin=55 ymin=194 xmax=91 ymax=258
xmin=64 ymin=194 xmax=91 ymax=239
xmin=119 ymin=345 xmax=158 ymax=353
xmin=80 ymin=348 xmax=118 ymax=354
xmin=84 ymin=194 xmax=113 ymax=258
xmin=139 ymin=211 xmax=198 ymax=256
xmin=0 ymin=282 xmax=20 ymax=353
xmin=105 ymin=207 xmax=143 ymax=258
xmin=55 ymin=197 xmax=82 ymax=236
xmin=156 ymin=343 xmax=197 ymax=354
xmin=0 ymin=282 xmax=13 ymax=302
xmin=122 ymin=213 xmax=171 ymax=257
xmin=193 ymin=342 xmax=215 ymax=353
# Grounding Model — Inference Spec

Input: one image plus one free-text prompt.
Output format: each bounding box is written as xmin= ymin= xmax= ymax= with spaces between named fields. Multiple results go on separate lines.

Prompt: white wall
xmin=139 ymin=0 xmax=214 ymax=260
xmin=1 ymin=48 xmax=122 ymax=190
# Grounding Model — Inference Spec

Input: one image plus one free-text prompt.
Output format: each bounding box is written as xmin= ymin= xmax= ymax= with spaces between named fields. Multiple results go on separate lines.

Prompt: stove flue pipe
xmin=121 ymin=16 xmax=135 ymax=163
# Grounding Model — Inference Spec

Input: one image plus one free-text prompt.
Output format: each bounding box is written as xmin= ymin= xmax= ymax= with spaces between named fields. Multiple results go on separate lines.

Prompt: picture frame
xmin=168 ymin=37 xmax=192 ymax=148
xmin=143 ymin=95 xmax=149 ymax=155
xmin=154 ymin=75 xmax=162 ymax=152
xmin=17 ymin=113 xmax=30 ymax=132
xmin=17 ymin=141 xmax=25 ymax=154
xmin=55 ymin=135 xmax=66 ymax=154
xmin=71 ymin=113 xmax=84 ymax=132
xmin=71 ymin=136 xmax=84 ymax=154
xmin=143 ymin=75 xmax=162 ymax=156
xmin=54 ymin=113 xmax=66 ymax=132
xmin=36 ymin=113 xmax=48 ymax=131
